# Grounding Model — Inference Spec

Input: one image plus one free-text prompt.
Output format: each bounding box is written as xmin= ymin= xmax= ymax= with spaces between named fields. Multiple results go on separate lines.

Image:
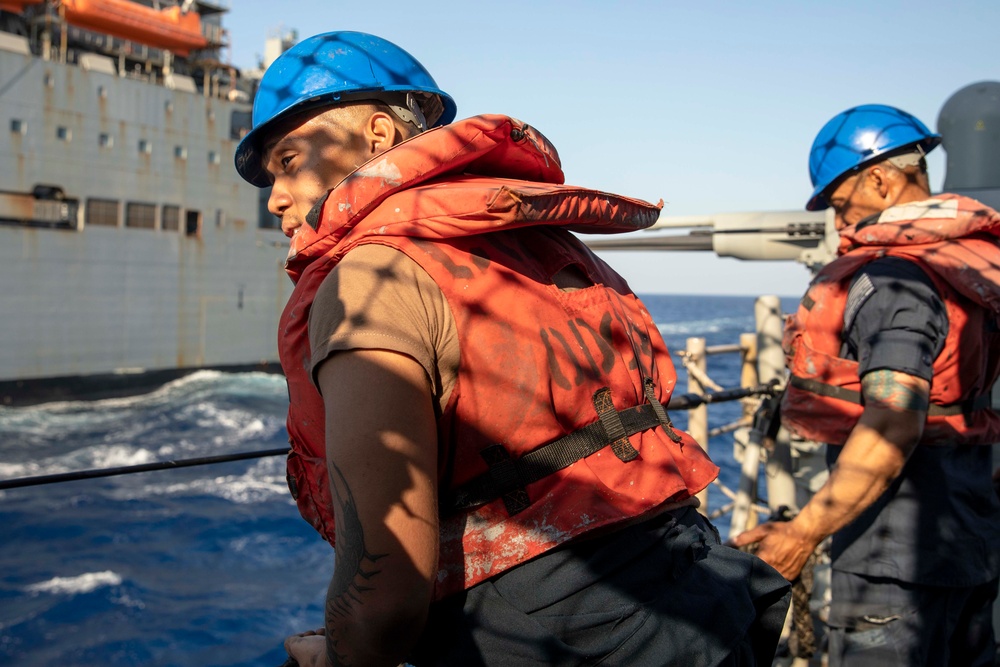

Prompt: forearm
xmin=732 ymin=370 xmax=930 ymax=580
xmin=317 ymin=349 xmax=441 ymax=667
xmin=792 ymin=422 xmax=910 ymax=545
xmin=324 ymin=571 xmax=428 ymax=667
xmin=790 ymin=370 xmax=927 ymax=546
xmin=321 ymin=463 xmax=436 ymax=666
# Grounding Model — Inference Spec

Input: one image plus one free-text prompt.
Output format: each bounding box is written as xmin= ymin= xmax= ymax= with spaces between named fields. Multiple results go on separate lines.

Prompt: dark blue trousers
xmin=828 ymin=570 xmax=999 ymax=666
xmin=412 ymin=506 xmax=791 ymax=666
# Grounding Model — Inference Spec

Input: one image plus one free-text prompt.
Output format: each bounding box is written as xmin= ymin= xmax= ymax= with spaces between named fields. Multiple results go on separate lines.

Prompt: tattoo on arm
xmin=325 ymin=460 xmax=388 ymax=667
xmin=861 ymin=370 xmax=930 ymax=411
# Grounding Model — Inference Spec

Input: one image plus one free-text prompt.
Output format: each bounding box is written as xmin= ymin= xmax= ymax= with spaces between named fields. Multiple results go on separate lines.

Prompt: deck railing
xmin=674 ymin=296 xmax=796 ymax=536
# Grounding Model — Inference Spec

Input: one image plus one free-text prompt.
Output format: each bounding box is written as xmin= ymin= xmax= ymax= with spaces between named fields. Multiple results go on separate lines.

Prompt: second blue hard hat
xmin=806 ymin=104 xmax=941 ymax=210
xmin=235 ymin=31 xmax=457 ymax=187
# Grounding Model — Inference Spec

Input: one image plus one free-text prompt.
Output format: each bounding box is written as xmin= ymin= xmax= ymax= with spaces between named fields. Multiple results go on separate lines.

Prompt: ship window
xmin=174 ymin=145 xmax=187 ymax=160
xmin=10 ymin=119 xmax=25 ymax=135
xmin=162 ymin=205 xmax=181 ymax=231
xmin=97 ymin=85 xmax=107 ymax=99
xmin=99 ymin=133 xmax=113 ymax=148
xmin=86 ymin=198 xmax=119 ymax=227
xmin=185 ymin=209 xmax=201 ymax=237
xmin=125 ymin=202 xmax=156 ymax=229
xmin=208 ymin=150 xmax=221 ymax=165
xmin=56 ymin=126 xmax=72 ymax=142
xmin=138 ymin=139 xmax=152 ymax=155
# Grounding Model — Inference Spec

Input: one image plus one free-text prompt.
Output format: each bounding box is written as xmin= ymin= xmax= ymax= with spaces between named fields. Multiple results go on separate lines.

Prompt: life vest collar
xmin=283 ymin=114 xmax=663 ymax=281
xmin=833 ymin=194 xmax=1000 ymax=316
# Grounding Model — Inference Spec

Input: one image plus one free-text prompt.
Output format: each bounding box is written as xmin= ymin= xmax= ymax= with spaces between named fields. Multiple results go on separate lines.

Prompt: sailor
xmin=235 ymin=30 xmax=790 ymax=667
xmin=733 ymin=104 xmax=1000 ymax=665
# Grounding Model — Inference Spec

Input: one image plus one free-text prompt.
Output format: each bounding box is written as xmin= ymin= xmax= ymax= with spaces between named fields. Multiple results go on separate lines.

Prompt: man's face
xmin=826 ymin=169 xmax=889 ymax=231
xmin=261 ymin=109 xmax=370 ymax=238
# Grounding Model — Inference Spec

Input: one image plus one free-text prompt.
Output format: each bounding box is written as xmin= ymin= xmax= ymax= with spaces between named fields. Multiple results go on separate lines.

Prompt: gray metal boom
xmin=584 ymin=208 xmax=838 ymax=273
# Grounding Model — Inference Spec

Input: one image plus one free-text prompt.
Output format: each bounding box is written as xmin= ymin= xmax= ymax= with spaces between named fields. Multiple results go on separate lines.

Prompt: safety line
xmin=0 ymin=447 xmax=290 ymax=490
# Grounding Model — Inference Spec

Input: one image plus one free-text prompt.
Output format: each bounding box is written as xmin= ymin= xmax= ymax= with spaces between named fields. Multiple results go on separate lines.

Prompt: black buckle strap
xmin=446 ymin=384 xmax=678 ymax=517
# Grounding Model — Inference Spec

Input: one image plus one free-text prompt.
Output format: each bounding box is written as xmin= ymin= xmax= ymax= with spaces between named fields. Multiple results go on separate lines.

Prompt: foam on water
xmin=144 ymin=458 xmax=292 ymax=504
xmin=657 ymin=314 xmax=753 ymax=337
xmin=25 ymin=571 xmax=123 ymax=595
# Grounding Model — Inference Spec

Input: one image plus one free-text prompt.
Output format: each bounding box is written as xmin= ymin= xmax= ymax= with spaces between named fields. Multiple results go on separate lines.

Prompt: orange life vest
xmin=278 ymin=115 xmax=718 ymax=598
xmin=781 ymin=194 xmax=1000 ymax=446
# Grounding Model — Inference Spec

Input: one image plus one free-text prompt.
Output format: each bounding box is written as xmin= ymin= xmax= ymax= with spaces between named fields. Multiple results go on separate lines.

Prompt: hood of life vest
xmin=282 ymin=114 xmax=664 ymax=282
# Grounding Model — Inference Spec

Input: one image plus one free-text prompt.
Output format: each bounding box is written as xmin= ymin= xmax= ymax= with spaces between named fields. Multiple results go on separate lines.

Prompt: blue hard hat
xmin=806 ymin=104 xmax=940 ymax=211
xmin=235 ymin=31 xmax=457 ymax=187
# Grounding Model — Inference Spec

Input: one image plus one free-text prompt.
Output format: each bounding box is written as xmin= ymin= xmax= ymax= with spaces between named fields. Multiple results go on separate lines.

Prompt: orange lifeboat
xmin=58 ymin=0 xmax=210 ymax=56
xmin=0 ymin=0 xmax=43 ymax=13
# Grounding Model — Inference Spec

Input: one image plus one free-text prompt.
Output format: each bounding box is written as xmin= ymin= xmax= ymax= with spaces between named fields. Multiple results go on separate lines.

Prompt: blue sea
xmin=0 ymin=294 xmax=797 ymax=666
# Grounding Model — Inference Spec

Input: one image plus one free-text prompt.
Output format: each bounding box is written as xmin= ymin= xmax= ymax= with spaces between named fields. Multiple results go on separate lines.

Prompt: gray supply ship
xmin=0 ymin=0 xmax=290 ymax=405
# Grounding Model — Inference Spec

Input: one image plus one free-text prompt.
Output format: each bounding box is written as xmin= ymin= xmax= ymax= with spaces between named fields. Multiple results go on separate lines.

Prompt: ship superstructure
xmin=0 ymin=0 xmax=291 ymax=405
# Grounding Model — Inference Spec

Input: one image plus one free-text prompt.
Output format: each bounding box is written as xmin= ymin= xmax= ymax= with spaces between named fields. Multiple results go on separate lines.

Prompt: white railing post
xmin=755 ymin=296 xmax=797 ymax=515
xmin=685 ymin=337 xmax=709 ymax=513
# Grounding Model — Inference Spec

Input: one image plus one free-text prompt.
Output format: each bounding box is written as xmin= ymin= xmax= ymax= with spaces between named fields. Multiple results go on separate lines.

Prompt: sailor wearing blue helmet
xmin=242 ymin=30 xmax=791 ymax=667
xmin=734 ymin=103 xmax=1000 ymax=666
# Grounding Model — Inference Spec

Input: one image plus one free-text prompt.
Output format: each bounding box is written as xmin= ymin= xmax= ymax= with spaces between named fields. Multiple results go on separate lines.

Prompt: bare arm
xmin=732 ymin=369 xmax=929 ymax=580
xmin=312 ymin=349 xmax=440 ymax=667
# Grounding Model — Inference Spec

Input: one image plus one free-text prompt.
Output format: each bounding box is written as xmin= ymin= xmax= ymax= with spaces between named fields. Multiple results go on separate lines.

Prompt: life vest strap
xmin=643 ymin=378 xmax=684 ymax=443
xmin=789 ymin=375 xmax=992 ymax=417
xmin=446 ymin=393 xmax=668 ymax=517
xmin=594 ymin=387 xmax=640 ymax=463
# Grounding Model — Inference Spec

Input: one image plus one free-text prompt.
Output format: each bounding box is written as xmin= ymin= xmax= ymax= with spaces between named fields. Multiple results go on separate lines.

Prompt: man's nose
xmin=833 ymin=207 xmax=848 ymax=231
xmin=267 ymin=185 xmax=291 ymax=218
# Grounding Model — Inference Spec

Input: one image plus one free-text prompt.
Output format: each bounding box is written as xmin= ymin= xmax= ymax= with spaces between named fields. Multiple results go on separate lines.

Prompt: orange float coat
xmin=782 ymin=194 xmax=1000 ymax=446
xmin=278 ymin=115 xmax=718 ymax=598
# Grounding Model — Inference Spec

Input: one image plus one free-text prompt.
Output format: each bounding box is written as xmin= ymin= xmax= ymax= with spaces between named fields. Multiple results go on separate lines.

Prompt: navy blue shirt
xmin=827 ymin=256 xmax=1000 ymax=587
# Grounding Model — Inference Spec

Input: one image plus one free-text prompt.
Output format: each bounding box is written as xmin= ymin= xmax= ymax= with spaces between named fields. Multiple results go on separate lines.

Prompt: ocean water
xmin=0 ymin=294 xmax=797 ymax=667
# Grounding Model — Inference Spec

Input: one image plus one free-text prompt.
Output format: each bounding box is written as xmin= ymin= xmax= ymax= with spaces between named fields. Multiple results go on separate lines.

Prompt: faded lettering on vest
xmin=412 ymin=238 xmax=474 ymax=279
xmin=541 ymin=313 xmax=624 ymax=390
xmin=612 ymin=307 xmax=654 ymax=377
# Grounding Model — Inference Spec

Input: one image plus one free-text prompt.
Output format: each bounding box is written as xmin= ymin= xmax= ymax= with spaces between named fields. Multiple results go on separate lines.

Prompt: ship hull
xmin=0 ymin=25 xmax=292 ymax=405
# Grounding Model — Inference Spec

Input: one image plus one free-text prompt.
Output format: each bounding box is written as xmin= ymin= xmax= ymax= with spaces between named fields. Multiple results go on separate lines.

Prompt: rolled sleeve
xmin=856 ymin=328 xmax=937 ymax=381
xmin=846 ymin=257 xmax=947 ymax=383
xmin=307 ymin=244 xmax=459 ymax=408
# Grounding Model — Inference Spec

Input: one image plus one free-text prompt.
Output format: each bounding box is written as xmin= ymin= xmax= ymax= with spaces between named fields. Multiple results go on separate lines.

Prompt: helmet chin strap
xmin=383 ymin=93 xmax=428 ymax=131
xmin=885 ymin=145 xmax=926 ymax=171
xmin=381 ymin=92 xmax=445 ymax=132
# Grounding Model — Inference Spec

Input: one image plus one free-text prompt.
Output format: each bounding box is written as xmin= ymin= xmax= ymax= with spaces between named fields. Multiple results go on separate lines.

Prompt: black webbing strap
xmin=789 ymin=375 xmax=993 ymax=417
xmin=594 ymin=387 xmax=639 ymax=463
xmin=446 ymin=387 xmax=672 ymax=517
xmin=643 ymin=377 xmax=684 ymax=443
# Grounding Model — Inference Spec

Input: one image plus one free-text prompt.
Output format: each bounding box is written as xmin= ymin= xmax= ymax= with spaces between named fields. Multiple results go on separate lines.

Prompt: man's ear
xmin=365 ymin=111 xmax=400 ymax=155
xmin=866 ymin=164 xmax=892 ymax=199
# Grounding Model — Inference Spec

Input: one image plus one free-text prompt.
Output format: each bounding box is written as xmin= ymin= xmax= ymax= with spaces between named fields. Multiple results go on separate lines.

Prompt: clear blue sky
xmin=223 ymin=0 xmax=998 ymax=296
